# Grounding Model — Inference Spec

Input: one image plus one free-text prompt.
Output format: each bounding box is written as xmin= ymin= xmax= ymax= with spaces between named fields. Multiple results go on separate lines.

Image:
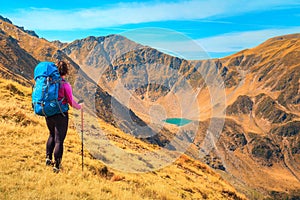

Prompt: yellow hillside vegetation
xmin=0 ymin=78 xmax=246 ymax=200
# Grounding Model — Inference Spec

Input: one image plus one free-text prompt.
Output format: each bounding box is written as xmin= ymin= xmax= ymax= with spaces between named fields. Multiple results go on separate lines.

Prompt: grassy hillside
xmin=0 ymin=78 xmax=245 ymax=200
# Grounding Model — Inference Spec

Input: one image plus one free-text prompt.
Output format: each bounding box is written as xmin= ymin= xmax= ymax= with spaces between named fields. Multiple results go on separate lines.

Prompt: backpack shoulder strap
xmin=60 ymin=78 xmax=66 ymax=87
xmin=59 ymin=78 xmax=68 ymax=101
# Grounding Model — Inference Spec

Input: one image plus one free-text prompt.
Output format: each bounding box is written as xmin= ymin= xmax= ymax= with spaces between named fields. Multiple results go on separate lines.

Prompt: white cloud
xmin=121 ymin=27 xmax=211 ymax=60
xmin=7 ymin=0 xmax=300 ymax=30
xmin=197 ymin=27 xmax=300 ymax=53
xmin=122 ymin=26 xmax=300 ymax=59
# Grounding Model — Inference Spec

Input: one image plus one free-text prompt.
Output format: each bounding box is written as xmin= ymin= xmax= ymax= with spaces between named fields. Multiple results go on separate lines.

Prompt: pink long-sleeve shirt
xmin=58 ymin=79 xmax=81 ymax=110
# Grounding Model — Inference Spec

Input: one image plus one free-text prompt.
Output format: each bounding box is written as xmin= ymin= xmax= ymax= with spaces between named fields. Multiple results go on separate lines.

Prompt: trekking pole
xmin=78 ymin=100 xmax=84 ymax=171
xmin=81 ymin=105 xmax=84 ymax=171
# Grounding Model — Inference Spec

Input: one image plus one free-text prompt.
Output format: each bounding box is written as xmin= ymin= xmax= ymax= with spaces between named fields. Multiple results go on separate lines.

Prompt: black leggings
xmin=46 ymin=113 xmax=68 ymax=162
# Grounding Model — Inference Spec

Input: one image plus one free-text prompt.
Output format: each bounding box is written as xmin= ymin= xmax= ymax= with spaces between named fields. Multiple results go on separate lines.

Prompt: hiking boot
xmin=53 ymin=158 xmax=62 ymax=173
xmin=53 ymin=166 xmax=60 ymax=173
xmin=46 ymin=158 xmax=52 ymax=166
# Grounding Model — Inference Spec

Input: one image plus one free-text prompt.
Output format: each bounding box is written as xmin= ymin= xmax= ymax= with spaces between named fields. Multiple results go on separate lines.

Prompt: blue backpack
xmin=32 ymin=62 xmax=69 ymax=117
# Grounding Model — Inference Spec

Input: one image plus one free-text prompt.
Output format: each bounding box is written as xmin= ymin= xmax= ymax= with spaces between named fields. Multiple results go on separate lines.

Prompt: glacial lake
xmin=163 ymin=118 xmax=192 ymax=126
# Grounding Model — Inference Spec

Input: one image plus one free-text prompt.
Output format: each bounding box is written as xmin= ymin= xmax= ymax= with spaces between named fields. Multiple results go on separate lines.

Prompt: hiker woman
xmin=45 ymin=61 xmax=82 ymax=173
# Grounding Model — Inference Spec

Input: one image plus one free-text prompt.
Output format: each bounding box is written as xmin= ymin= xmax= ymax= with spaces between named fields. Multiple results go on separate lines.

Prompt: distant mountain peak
xmin=0 ymin=15 xmax=39 ymax=38
xmin=16 ymin=26 xmax=39 ymax=38
xmin=264 ymin=33 xmax=300 ymax=43
xmin=0 ymin=15 xmax=12 ymax=24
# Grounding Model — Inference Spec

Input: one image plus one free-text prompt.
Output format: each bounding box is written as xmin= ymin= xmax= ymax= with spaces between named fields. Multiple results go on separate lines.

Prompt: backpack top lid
xmin=34 ymin=61 xmax=60 ymax=80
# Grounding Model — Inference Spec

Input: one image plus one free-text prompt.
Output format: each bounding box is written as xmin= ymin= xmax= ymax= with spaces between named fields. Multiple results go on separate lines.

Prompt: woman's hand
xmin=79 ymin=103 xmax=84 ymax=110
xmin=78 ymin=100 xmax=84 ymax=110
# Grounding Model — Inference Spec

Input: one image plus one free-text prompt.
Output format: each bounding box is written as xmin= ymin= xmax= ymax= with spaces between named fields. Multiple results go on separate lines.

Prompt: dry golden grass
xmin=0 ymin=78 xmax=246 ymax=200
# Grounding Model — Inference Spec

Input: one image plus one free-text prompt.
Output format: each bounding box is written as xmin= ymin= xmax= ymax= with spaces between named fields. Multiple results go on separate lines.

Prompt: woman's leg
xmin=45 ymin=117 xmax=55 ymax=161
xmin=53 ymin=113 xmax=69 ymax=168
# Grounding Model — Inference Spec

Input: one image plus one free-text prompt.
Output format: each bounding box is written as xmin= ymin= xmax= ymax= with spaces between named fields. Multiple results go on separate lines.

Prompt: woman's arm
xmin=64 ymin=82 xmax=82 ymax=110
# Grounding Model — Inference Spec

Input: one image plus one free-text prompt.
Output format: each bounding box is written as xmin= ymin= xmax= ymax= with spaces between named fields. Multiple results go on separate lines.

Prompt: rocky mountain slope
xmin=208 ymin=35 xmax=300 ymax=197
xmin=61 ymin=34 xmax=143 ymax=82
xmin=0 ymin=27 xmax=37 ymax=85
xmin=62 ymin=30 xmax=300 ymax=199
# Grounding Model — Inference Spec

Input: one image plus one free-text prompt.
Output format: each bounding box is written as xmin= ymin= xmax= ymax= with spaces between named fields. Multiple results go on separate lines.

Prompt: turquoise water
xmin=163 ymin=118 xmax=192 ymax=126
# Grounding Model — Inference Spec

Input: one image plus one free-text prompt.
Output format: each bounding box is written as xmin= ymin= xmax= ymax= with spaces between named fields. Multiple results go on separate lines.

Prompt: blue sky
xmin=1 ymin=0 xmax=300 ymax=59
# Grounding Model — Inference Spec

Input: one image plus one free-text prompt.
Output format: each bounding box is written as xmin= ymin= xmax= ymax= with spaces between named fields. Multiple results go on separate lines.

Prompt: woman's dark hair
xmin=56 ymin=61 xmax=69 ymax=76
